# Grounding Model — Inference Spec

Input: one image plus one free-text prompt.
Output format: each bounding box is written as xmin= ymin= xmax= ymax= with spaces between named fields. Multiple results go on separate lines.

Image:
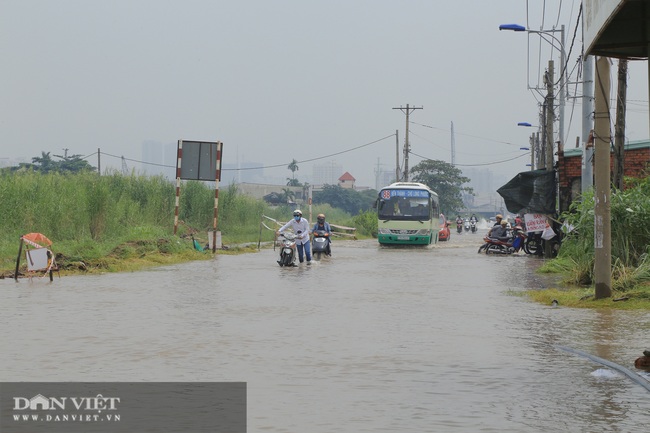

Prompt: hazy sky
xmin=2 ymin=0 xmax=648 ymax=187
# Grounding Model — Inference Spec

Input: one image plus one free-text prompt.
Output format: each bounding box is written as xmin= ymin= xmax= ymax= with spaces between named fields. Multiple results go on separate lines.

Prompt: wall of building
xmin=558 ymin=141 xmax=650 ymax=212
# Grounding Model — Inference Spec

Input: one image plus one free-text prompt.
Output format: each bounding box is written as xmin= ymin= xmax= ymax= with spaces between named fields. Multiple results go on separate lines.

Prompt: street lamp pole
xmin=518 ymin=122 xmax=538 ymax=170
xmin=500 ymin=24 xmax=566 ymax=152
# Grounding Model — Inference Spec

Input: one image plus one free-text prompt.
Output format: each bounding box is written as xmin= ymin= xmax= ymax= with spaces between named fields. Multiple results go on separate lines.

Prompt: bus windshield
xmin=378 ymin=189 xmax=431 ymax=220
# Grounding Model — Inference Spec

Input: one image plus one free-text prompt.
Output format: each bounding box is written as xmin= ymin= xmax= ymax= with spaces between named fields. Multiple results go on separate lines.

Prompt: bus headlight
xmin=416 ymin=229 xmax=431 ymax=235
xmin=378 ymin=228 xmax=391 ymax=234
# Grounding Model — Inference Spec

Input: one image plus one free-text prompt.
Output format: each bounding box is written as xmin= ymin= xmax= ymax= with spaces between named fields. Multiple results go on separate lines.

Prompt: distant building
xmin=141 ymin=140 xmax=176 ymax=179
xmin=313 ymin=161 xmax=343 ymax=185
xmin=338 ymin=171 xmax=356 ymax=189
xmin=221 ymin=161 xmax=265 ymax=184
xmin=375 ymin=168 xmax=395 ymax=189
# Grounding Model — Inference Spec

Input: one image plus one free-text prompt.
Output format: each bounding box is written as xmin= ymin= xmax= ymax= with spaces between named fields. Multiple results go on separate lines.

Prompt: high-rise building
xmin=312 ymin=161 xmax=342 ymax=186
xmin=141 ymin=141 xmax=176 ymax=179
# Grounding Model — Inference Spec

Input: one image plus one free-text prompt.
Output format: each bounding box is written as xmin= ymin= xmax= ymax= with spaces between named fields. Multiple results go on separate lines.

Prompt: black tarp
xmin=497 ymin=169 xmax=556 ymax=214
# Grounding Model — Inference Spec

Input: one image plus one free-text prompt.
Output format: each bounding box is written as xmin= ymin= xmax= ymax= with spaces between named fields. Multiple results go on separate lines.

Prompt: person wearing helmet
xmin=489 ymin=219 xmax=509 ymax=239
xmin=312 ymin=213 xmax=332 ymax=256
xmin=493 ymin=214 xmax=504 ymax=227
xmin=277 ymin=209 xmax=312 ymax=265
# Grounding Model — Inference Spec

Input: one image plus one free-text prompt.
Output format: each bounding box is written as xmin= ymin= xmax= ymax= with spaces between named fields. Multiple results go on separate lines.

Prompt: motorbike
xmin=464 ymin=219 xmax=470 ymax=232
xmin=312 ymin=229 xmax=331 ymax=260
xmin=277 ymin=232 xmax=297 ymax=267
xmin=470 ymin=220 xmax=477 ymax=233
xmin=478 ymin=225 xmax=528 ymax=254
xmin=456 ymin=220 xmax=463 ymax=234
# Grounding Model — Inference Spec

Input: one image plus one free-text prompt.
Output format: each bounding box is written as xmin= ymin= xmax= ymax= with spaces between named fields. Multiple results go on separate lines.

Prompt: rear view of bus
xmin=376 ymin=182 xmax=439 ymax=245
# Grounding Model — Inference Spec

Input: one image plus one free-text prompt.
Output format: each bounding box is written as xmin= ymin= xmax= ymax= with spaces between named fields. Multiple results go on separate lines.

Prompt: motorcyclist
xmin=488 ymin=220 xmax=509 ymax=239
xmin=493 ymin=214 xmax=504 ymax=227
xmin=470 ymin=214 xmax=478 ymax=224
xmin=312 ymin=213 xmax=332 ymax=256
xmin=455 ymin=215 xmax=463 ymax=233
xmin=514 ymin=214 xmax=524 ymax=228
xmin=277 ymin=209 xmax=312 ymax=265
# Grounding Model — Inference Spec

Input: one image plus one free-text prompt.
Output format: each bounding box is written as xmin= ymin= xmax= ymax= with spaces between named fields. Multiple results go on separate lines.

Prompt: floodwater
xmin=1 ymin=227 xmax=649 ymax=432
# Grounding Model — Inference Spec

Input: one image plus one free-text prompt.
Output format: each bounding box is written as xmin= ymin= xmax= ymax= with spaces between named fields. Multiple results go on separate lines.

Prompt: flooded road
xmin=2 ymin=228 xmax=649 ymax=432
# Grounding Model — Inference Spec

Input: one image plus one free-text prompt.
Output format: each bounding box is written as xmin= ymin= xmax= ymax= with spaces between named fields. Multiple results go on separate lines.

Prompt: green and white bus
xmin=376 ymin=182 xmax=440 ymax=245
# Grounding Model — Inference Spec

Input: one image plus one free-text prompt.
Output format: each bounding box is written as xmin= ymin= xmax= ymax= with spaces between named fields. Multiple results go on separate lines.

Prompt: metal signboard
xmin=177 ymin=140 xmax=223 ymax=181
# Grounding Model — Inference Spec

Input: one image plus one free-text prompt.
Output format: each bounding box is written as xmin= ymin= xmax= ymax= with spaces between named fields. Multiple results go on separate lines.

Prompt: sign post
xmin=174 ymin=140 xmax=224 ymax=252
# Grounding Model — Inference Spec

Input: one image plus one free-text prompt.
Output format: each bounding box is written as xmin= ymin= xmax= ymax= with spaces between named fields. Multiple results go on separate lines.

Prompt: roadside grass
xmin=0 ymin=171 xmax=375 ymax=277
xmin=524 ymin=285 xmax=650 ymax=310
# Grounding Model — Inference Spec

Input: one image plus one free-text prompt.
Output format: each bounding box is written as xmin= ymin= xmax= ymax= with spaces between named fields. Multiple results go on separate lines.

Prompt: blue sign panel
xmin=382 ymin=189 xmax=429 ymax=198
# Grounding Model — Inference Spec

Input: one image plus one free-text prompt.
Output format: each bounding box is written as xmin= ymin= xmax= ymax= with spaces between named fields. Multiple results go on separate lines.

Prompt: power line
xmin=409 ymin=121 xmax=522 ymax=147
xmin=83 ymin=133 xmax=396 ymax=172
xmin=409 ymin=150 xmax=530 ymax=167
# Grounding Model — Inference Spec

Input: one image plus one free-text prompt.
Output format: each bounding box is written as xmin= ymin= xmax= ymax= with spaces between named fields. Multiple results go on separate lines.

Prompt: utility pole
xmin=593 ymin=56 xmax=612 ymax=299
xmin=544 ymin=60 xmax=555 ymax=259
xmin=539 ymin=103 xmax=547 ymax=169
xmin=529 ymin=134 xmax=535 ymax=170
xmin=544 ymin=60 xmax=555 ymax=172
xmin=613 ymin=59 xmax=628 ymax=190
xmin=395 ymin=130 xmax=400 ymax=182
xmin=582 ymin=55 xmax=595 ymax=193
xmin=97 ymin=148 xmax=101 ymax=175
xmin=393 ymin=104 xmax=422 ymax=182
xmin=451 ymin=121 xmax=456 ymax=166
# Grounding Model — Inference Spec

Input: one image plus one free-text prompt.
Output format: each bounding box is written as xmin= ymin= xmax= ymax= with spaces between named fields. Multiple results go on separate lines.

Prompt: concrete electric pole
xmin=393 ymin=104 xmax=423 ymax=182
xmin=593 ymin=56 xmax=612 ymax=299
xmin=613 ymin=59 xmax=628 ymax=190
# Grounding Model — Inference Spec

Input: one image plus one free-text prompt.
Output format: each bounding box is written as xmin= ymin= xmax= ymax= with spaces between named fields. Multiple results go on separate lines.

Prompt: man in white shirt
xmin=277 ymin=209 xmax=312 ymax=265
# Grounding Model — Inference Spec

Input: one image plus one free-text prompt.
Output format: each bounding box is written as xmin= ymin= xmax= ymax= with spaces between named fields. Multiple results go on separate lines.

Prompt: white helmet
xmin=293 ymin=209 xmax=302 ymax=217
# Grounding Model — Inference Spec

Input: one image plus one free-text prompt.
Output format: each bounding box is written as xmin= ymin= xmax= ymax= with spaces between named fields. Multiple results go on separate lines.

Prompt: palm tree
xmin=280 ymin=188 xmax=296 ymax=203
xmin=31 ymin=151 xmax=55 ymax=173
xmin=288 ymin=159 xmax=299 ymax=180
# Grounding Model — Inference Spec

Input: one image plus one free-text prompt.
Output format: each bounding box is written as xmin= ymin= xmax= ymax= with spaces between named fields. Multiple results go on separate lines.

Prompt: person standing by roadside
xmin=277 ymin=209 xmax=312 ymax=265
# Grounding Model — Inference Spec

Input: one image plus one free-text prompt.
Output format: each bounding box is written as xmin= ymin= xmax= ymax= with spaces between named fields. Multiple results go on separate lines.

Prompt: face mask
xmin=294 ymin=216 xmax=300 ymax=221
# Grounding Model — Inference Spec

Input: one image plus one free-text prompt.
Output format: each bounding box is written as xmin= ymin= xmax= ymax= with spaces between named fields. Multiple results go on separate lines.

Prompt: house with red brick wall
xmin=558 ymin=139 xmax=650 ymax=212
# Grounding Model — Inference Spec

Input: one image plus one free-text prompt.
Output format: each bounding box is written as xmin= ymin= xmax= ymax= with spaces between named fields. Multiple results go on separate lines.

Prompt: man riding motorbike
xmin=277 ymin=209 xmax=312 ymax=265
xmin=312 ymin=213 xmax=332 ymax=256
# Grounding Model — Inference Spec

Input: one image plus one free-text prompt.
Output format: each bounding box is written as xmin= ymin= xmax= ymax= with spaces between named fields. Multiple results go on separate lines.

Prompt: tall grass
xmin=556 ymin=175 xmax=650 ymax=289
xmin=0 ymin=171 xmax=373 ymax=271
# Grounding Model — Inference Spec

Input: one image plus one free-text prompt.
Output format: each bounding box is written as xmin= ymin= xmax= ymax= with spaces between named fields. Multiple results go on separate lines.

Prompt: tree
xmin=286 ymin=178 xmax=301 ymax=187
xmin=280 ymin=188 xmax=296 ymax=203
xmin=53 ymin=154 xmax=96 ymax=173
xmin=10 ymin=151 xmax=97 ymax=174
xmin=313 ymin=184 xmax=377 ymax=215
xmin=31 ymin=152 xmax=56 ymax=173
xmin=410 ymin=159 xmax=473 ymax=215
xmin=288 ymin=159 xmax=299 ymax=179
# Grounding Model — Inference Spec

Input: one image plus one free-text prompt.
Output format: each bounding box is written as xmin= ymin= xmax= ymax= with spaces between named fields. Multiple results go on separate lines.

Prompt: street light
xmin=499 ymin=24 xmax=525 ymax=32
xmin=518 ymin=122 xmax=539 ymax=170
xmin=500 ymin=23 xmax=566 ymax=150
